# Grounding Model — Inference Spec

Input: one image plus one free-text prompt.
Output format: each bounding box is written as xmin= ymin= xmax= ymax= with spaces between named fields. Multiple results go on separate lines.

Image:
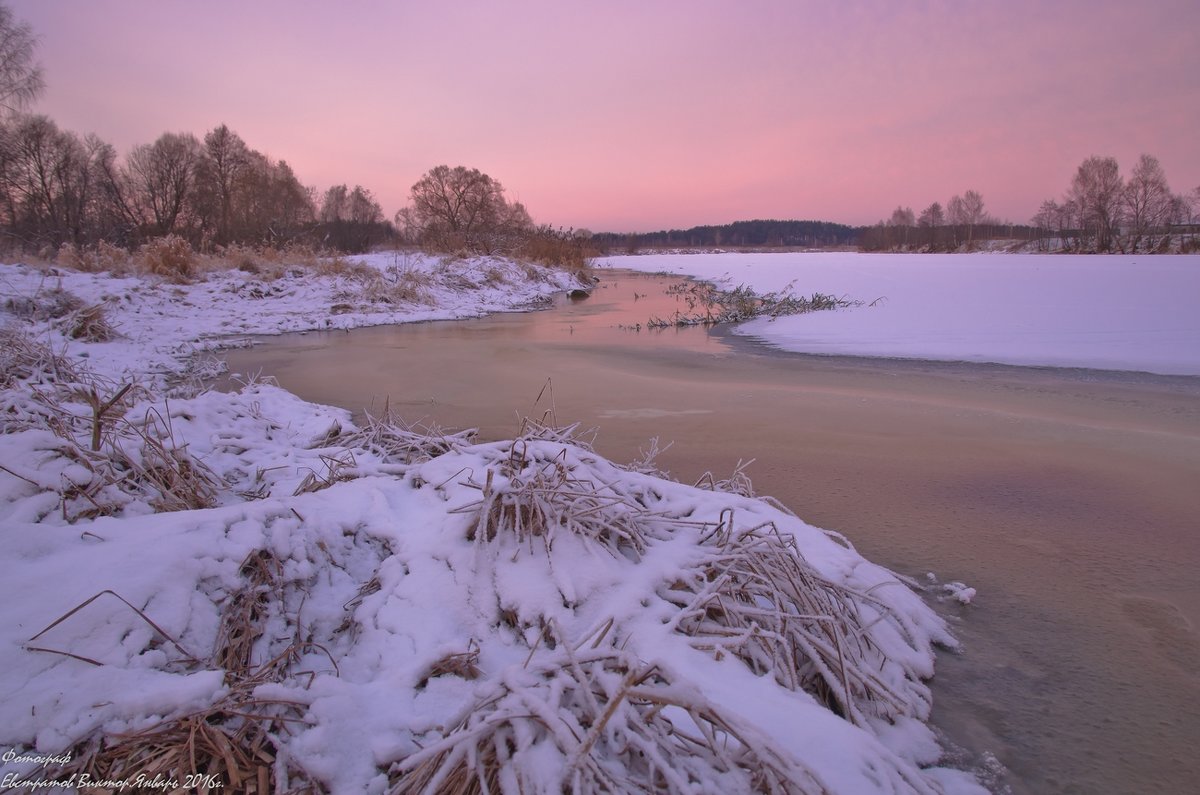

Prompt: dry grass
xmin=50 ymin=405 xmax=221 ymax=519
xmin=694 ymin=458 xmax=757 ymax=498
xmin=3 ymin=351 xmax=220 ymax=519
xmin=59 ymin=697 xmax=308 ymax=795
xmin=135 ymin=235 xmax=197 ymax=283
xmin=390 ymin=634 xmax=825 ymax=794
xmin=318 ymin=401 xmax=477 ymax=464
xmin=214 ymin=242 xmax=335 ymax=280
xmin=454 ymin=442 xmax=651 ymax=560
xmin=418 ymin=644 xmax=482 ymax=689
xmin=517 ymin=226 xmax=597 ymax=279
xmin=4 ymin=284 xmax=83 ymax=321
xmin=663 ymin=518 xmax=925 ymax=727
xmin=315 ymin=255 xmax=375 ymax=280
xmin=51 ymin=238 xmax=368 ymax=283
xmin=0 ymin=326 xmax=81 ymax=391
xmin=56 ymin=240 xmax=130 ymax=274
xmin=65 ymin=303 xmax=118 ymax=341
xmin=42 ymin=549 xmax=322 ymax=793
xmin=649 ymin=281 xmax=862 ymax=328
xmin=292 ymin=449 xmax=357 ymax=496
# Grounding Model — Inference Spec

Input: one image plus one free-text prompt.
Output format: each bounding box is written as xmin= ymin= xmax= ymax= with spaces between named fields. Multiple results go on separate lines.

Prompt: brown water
xmin=221 ymin=271 xmax=1200 ymax=795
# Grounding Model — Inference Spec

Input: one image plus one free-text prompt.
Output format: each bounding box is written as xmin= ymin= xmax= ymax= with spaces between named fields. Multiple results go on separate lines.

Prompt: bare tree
xmin=912 ymin=201 xmax=945 ymax=250
xmin=946 ymin=191 xmax=984 ymax=248
xmin=1120 ymin=154 xmax=1175 ymax=252
xmin=234 ymin=153 xmax=312 ymax=243
xmin=1032 ymin=199 xmax=1066 ymax=251
xmin=917 ymin=202 xmax=944 ymax=228
xmin=346 ymin=185 xmax=382 ymax=225
xmin=886 ymin=206 xmax=914 ymax=249
xmin=125 ymin=132 xmax=203 ymax=237
xmin=318 ymin=183 xmax=385 ymax=251
xmin=961 ymin=190 xmax=985 ymax=226
xmin=888 ymin=206 xmax=915 ymax=227
xmin=0 ymin=114 xmax=105 ymax=248
xmin=406 ymin=165 xmax=531 ymax=254
xmin=318 ymin=184 xmax=348 ymax=223
xmin=0 ymin=2 xmax=43 ymax=116
xmin=1188 ymin=187 xmax=1200 ymax=250
xmin=1068 ymin=156 xmax=1123 ymax=252
xmin=961 ymin=190 xmax=986 ymax=246
xmin=198 ymin=124 xmax=249 ymax=245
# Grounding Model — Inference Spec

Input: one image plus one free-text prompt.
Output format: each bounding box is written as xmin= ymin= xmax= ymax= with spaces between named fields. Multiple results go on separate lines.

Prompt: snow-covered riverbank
xmin=603 ymin=252 xmax=1200 ymax=376
xmin=0 ymin=253 xmax=985 ymax=793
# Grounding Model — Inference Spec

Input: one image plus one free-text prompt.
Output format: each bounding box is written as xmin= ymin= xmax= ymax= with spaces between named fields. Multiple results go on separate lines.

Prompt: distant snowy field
xmin=601 ymin=252 xmax=1200 ymax=376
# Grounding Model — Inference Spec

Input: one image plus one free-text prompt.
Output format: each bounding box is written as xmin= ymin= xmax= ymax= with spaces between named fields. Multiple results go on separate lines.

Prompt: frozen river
xmin=222 ymin=269 xmax=1200 ymax=794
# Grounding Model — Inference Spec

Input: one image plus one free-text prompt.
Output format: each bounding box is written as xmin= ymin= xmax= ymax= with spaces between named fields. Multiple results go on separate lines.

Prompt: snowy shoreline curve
xmin=0 ymin=254 xmax=988 ymax=793
xmin=602 ymin=251 xmax=1200 ymax=377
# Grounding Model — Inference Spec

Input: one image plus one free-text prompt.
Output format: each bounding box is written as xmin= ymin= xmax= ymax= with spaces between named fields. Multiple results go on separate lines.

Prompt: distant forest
xmin=592 ymin=219 xmax=860 ymax=252
xmin=597 ymin=152 xmax=1200 ymax=256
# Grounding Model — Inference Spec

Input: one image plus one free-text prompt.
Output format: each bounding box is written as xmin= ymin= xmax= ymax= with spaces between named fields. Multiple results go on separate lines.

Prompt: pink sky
xmin=10 ymin=0 xmax=1199 ymax=232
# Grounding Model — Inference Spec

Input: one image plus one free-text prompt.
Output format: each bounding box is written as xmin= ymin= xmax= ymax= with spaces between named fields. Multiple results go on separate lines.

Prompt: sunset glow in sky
xmin=11 ymin=0 xmax=1199 ymax=231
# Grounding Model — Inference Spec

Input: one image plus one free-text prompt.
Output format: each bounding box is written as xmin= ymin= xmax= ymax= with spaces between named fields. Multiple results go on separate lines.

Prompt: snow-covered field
xmin=0 ymin=254 xmax=986 ymax=793
xmin=602 ymin=252 xmax=1200 ymax=376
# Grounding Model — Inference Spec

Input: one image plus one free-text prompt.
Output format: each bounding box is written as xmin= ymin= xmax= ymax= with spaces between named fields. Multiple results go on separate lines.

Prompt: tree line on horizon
xmin=591 ymin=219 xmax=859 ymax=253
xmin=592 ymin=157 xmax=1200 ymax=255
xmin=858 ymin=189 xmax=1017 ymax=252
xmin=1031 ymin=154 xmax=1197 ymax=253
xmin=861 ymin=155 xmax=1199 ymax=254
xmin=0 ymin=3 xmax=399 ymax=256
xmin=0 ymin=3 xmax=593 ymax=270
xmin=0 ymin=114 xmax=403 ymax=255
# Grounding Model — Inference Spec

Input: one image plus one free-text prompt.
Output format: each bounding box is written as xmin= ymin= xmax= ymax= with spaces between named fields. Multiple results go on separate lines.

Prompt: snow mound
xmin=0 ymin=415 xmax=978 ymax=793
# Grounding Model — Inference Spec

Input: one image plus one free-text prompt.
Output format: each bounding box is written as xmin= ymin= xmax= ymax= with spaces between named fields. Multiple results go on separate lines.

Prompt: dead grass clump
xmin=60 ymin=695 xmax=309 ymax=795
xmin=0 ymin=326 xmax=81 ymax=389
xmin=417 ymin=644 xmax=482 ymax=689
xmin=122 ymin=412 xmax=221 ymax=512
xmin=292 ymin=450 xmax=357 ymax=495
xmin=136 ymin=235 xmax=197 ymax=283
xmin=651 ymin=281 xmax=863 ymax=329
xmin=219 ymin=242 xmax=267 ymax=274
xmin=482 ymin=265 xmax=509 ymax=287
xmin=390 ymin=639 xmax=824 ymax=794
xmin=517 ymin=226 xmax=598 ymax=279
xmin=322 ymin=401 xmax=476 ymax=464
xmin=213 ymin=243 xmax=301 ymax=279
xmin=694 ymin=458 xmax=757 ymax=498
xmin=329 ymin=263 xmax=437 ymax=308
xmin=65 ymin=303 xmax=118 ymax=341
xmin=4 ymin=285 xmax=83 ymax=321
xmin=57 ymin=241 xmax=129 ymax=273
xmin=662 ymin=518 xmax=926 ymax=727
xmin=268 ymin=243 xmax=324 ymax=271
xmin=316 ymin=255 xmax=375 ymax=280
xmin=41 ymin=555 xmax=317 ymax=794
xmin=375 ymin=264 xmax=437 ymax=304
xmin=31 ymin=385 xmax=221 ymax=520
xmin=213 ymin=550 xmax=286 ymax=678
xmin=454 ymin=441 xmax=650 ymax=559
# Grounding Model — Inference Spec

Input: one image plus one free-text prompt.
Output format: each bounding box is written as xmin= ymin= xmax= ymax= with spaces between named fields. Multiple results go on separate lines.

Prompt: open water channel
xmin=221 ymin=270 xmax=1200 ymax=795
